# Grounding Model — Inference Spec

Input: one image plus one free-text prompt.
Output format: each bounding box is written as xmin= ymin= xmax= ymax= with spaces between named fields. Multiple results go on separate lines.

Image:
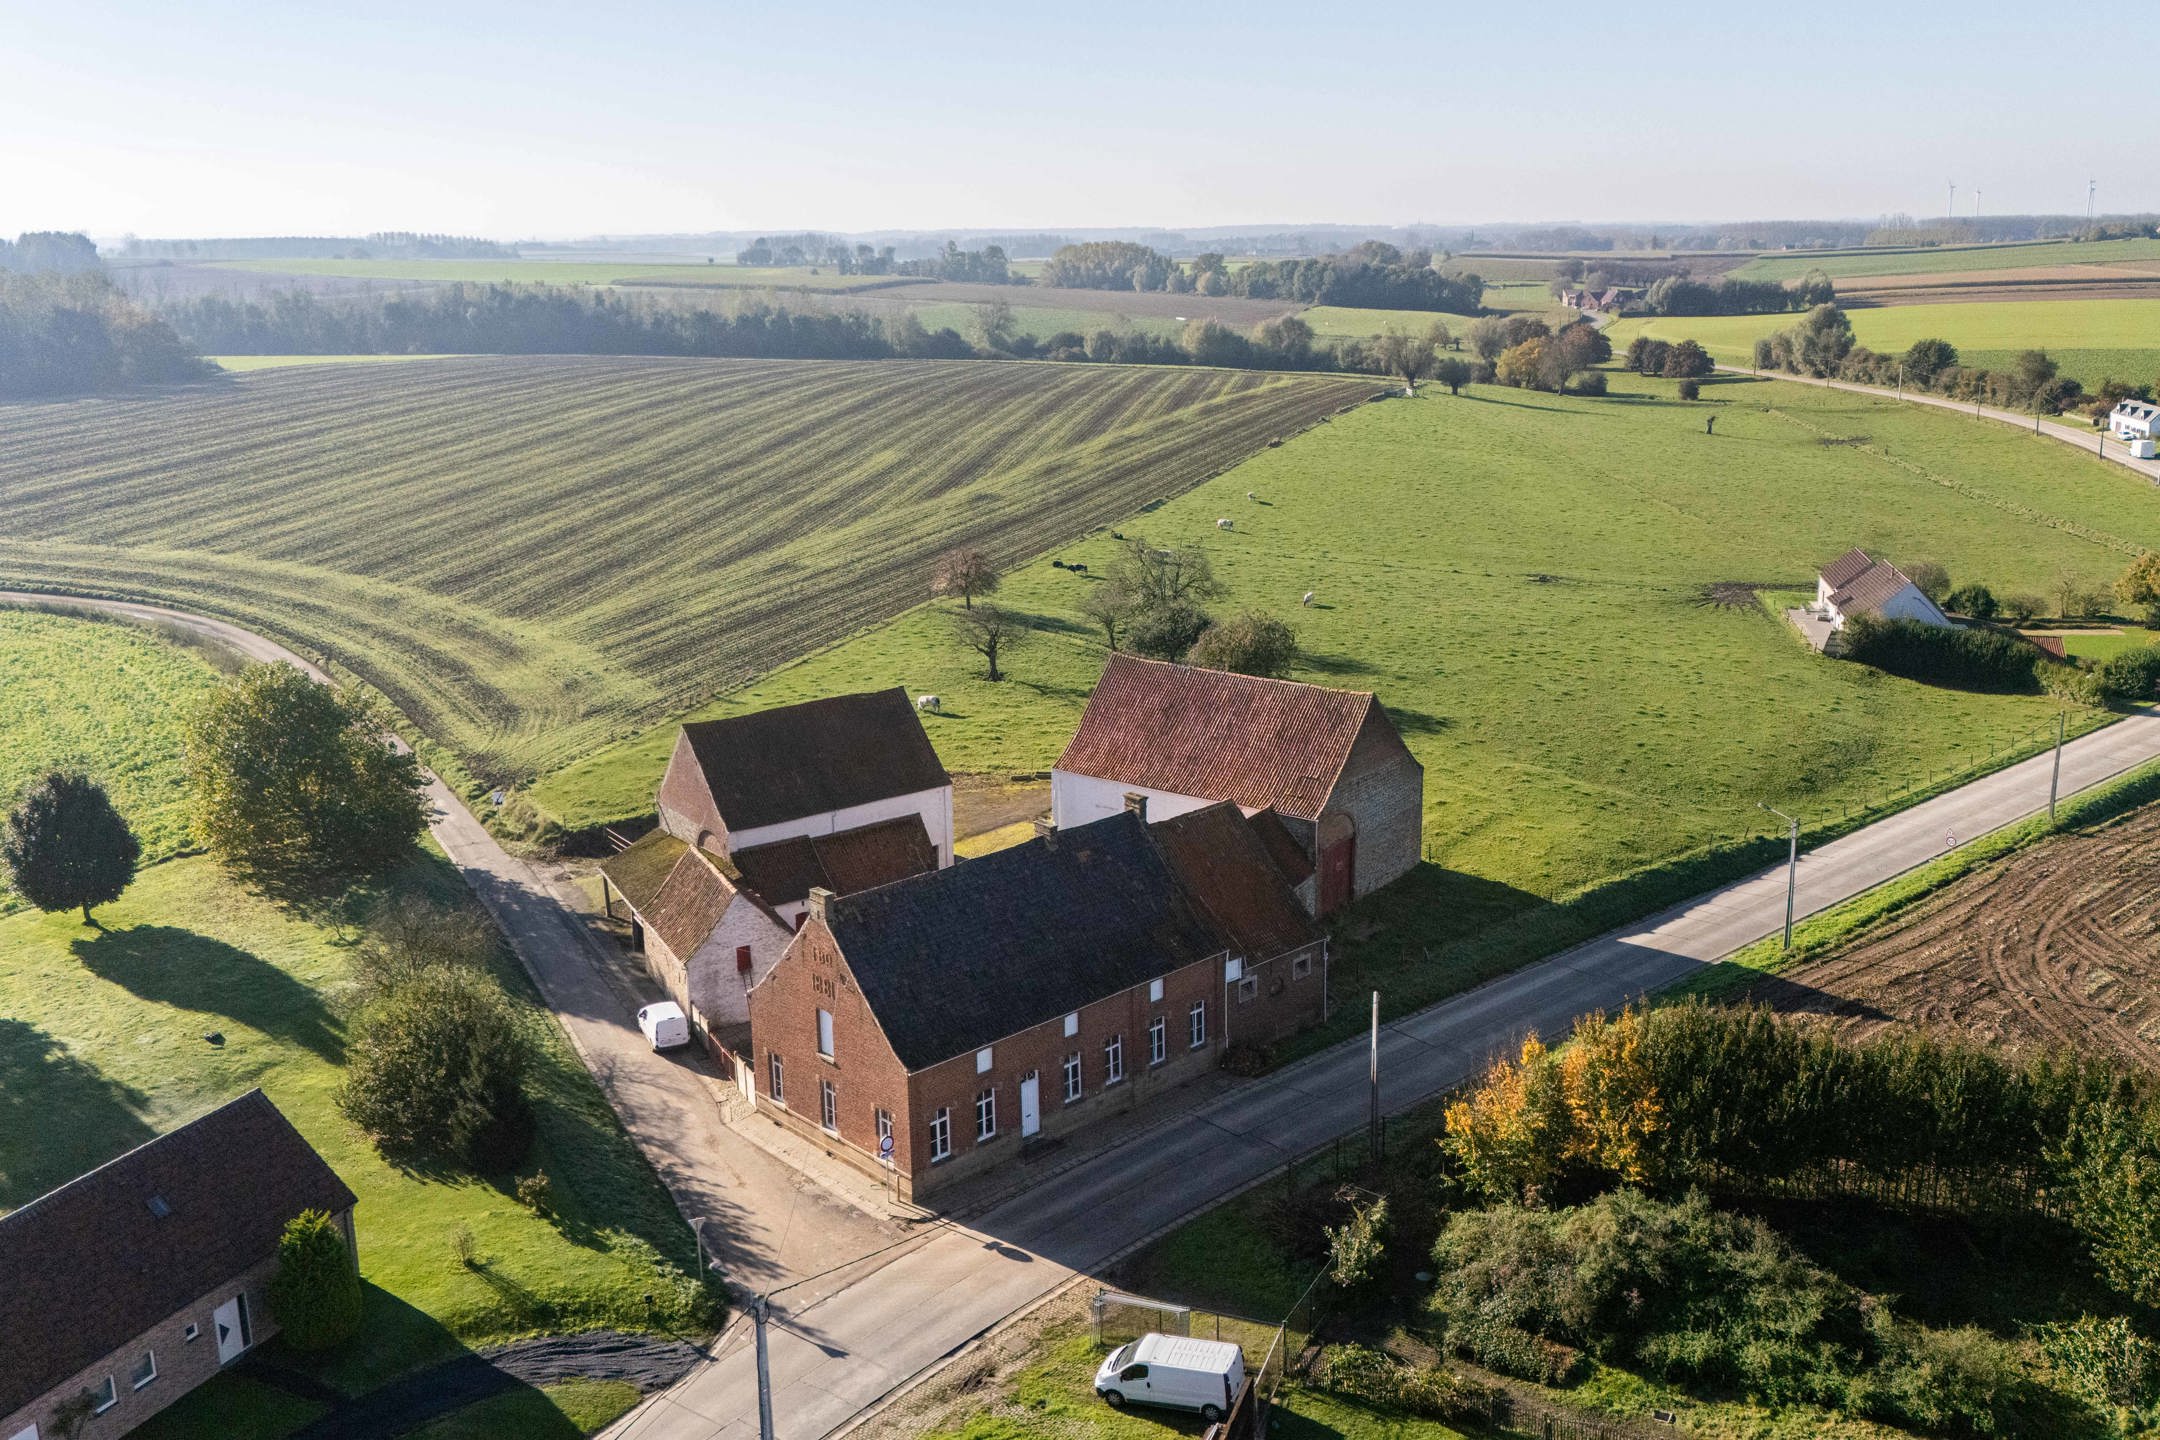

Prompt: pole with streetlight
xmin=1368 ymin=991 xmax=1383 ymax=1161
xmin=2050 ymin=712 xmax=2066 ymax=823
xmin=696 ymin=1220 xmax=776 ymax=1440
xmin=1759 ymin=803 xmax=1800 ymax=949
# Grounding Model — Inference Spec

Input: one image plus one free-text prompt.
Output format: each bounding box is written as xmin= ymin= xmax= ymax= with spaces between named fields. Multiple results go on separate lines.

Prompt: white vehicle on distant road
xmin=638 ymin=1000 xmax=691 ymax=1051
xmin=1094 ymin=1333 xmax=1244 ymax=1421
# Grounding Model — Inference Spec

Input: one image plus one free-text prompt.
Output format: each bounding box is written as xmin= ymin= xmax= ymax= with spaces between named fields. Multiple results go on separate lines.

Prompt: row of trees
xmin=1620 ymin=335 xmax=1714 ymax=379
xmin=116 ymin=233 xmax=510 ymax=261
xmin=0 ymin=230 xmax=102 ymax=274
xmin=1752 ymin=305 xmax=2120 ymax=416
xmin=1640 ymin=270 xmax=1833 ymax=316
xmin=1037 ymin=239 xmax=1484 ymax=313
xmin=1 ymin=272 xmax=211 ymax=397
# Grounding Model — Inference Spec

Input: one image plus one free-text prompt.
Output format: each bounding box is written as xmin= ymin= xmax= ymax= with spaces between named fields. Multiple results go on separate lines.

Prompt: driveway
xmin=0 ymin=591 xmax=898 ymax=1296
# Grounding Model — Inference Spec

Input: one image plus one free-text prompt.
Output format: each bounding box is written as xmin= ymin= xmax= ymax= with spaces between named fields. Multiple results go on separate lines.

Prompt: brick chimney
xmin=806 ymin=887 xmax=833 ymax=923
xmin=1123 ymin=792 xmax=1148 ymax=822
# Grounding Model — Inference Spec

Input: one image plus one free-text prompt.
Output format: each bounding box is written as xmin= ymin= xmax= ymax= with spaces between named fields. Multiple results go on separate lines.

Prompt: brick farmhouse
xmin=0 ymin=1091 xmax=356 ymax=1440
xmin=603 ymin=689 xmax=950 ymax=1061
xmin=1052 ymin=655 xmax=1423 ymax=914
xmin=746 ymin=804 xmax=1324 ymax=1201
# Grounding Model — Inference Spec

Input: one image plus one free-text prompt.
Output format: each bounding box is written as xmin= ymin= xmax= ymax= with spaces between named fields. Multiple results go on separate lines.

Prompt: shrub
xmin=267 ymin=1209 xmax=363 ymax=1352
xmin=2095 ymin=647 xmax=2160 ymax=705
xmin=351 ymin=893 xmax=496 ymax=999
xmin=1677 ymin=378 xmax=1700 ymax=401
xmin=1571 ymin=369 xmax=1608 ymax=396
xmin=1842 ymin=614 xmax=2048 ymax=693
xmin=1448 ymin=1315 xmax=1586 ymax=1386
xmin=2002 ymin=593 xmax=2045 ymax=624
xmin=1126 ymin=600 xmax=1213 ymax=661
xmin=2035 ymin=1315 xmax=2160 ymax=1412
xmin=339 ymin=966 xmax=536 ymax=1172
xmin=1312 ymin=1344 xmax=1495 ymax=1419
xmin=1945 ymin=583 xmax=1999 ymax=620
xmin=516 ymin=1169 xmax=555 ymax=1216
xmin=1326 ymin=1194 xmax=1390 ymax=1291
xmin=1865 ymin=1319 xmax=2028 ymax=1436
xmin=1185 ymin=610 xmax=1298 ymax=677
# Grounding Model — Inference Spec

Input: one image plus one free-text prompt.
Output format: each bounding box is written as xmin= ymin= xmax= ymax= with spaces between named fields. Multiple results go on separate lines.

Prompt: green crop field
xmin=1730 ymin=236 xmax=2160 ymax=282
xmin=1609 ymin=299 xmax=2160 ymax=390
xmin=1299 ymin=305 xmax=1475 ymax=339
xmin=0 ymin=356 xmax=1367 ymax=786
xmin=0 ymin=608 xmax=222 ymax=885
xmin=537 ymin=370 xmax=2154 ymax=905
xmin=898 ymin=301 xmax=1183 ymax=343
xmin=207 ymin=257 xmax=925 ymax=292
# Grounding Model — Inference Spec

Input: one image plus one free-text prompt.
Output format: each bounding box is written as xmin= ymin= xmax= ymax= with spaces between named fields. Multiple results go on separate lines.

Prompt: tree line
xmin=115 ymin=233 xmax=512 ymax=261
xmin=1039 ymin=238 xmax=1484 ymax=313
xmin=0 ymin=271 xmax=212 ymax=397
xmin=1640 ymin=269 xmax=1833 ymax=316
xmin=0 ymin=230 xmax=102 ymax=274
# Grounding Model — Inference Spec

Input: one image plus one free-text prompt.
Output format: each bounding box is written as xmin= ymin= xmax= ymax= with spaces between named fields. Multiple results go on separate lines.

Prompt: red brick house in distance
xmin=1052 ymin=655 xmax=1423 ymax=914
xmin=746 ymin=804 xmax=1324 ymax=1201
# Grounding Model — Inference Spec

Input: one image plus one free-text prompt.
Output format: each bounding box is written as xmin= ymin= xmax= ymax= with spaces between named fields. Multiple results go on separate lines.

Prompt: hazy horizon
xmin=5 ymin=0 xmax=2148 ymax=239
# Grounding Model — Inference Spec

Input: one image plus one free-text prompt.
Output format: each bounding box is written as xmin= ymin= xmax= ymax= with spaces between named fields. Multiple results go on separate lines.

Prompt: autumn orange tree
xmin=1444 ymin=1009 xmax=1663 ymax=1200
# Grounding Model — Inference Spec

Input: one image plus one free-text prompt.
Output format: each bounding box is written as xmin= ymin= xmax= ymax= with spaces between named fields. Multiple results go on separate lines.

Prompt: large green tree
xmin=339 ymin=965 xmax=535 ymax=1172
xmin=1 ymin=771 xmax=140 ymax=924
xmin=184 ymin=663 xmax=427 ymax=890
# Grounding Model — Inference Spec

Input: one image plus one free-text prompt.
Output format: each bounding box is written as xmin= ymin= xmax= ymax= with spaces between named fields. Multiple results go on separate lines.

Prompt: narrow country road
xmin=18 ymin=591 xmax=2160 ymax=1440
xmin=1715 ymin=363 xmax=2160 ymax=484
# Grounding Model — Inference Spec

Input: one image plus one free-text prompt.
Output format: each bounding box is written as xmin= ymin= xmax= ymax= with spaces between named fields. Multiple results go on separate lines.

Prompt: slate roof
xmin=822 ymin=810 xmax=1226 ymax=1071
xmin=1820 ymin=547 xmax=1876 ymax=591
xmin=729 ymin=815 xmax=938 ymax=909
xmin=1245 ymin=807 xmax=1314 ymax=887
xmin=678 ymin=689 xmax=948 ymax=834
xmin=1152 ymin=803 xmax=1322 ymax=962
xmin=0 ymin=1090 xmax=356 ymax=1417
xmin=1055 ymin=655 xmax=1381 ymax=822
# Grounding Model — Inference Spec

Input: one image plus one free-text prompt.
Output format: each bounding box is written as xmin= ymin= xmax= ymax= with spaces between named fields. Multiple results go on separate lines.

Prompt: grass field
xmin=1299 ymin=306 xmax=1474 ymax=340
xmin=0 ymin=356 xmax=1366 ymax=786
xmin=1610 ymin=299 xmax=2160 ymax=390
xmin=208 ymin=257 xmax=924 ymax=291
xmin=899 ymin=301 xmax=1184 ymax=343
xmin=537 ymin=370 xmax=2154 ymax=905
xmin=1730 ymin=236 xmax=2160 ymax=282
xmin=0 ymin=609 xmax=222 ymax=880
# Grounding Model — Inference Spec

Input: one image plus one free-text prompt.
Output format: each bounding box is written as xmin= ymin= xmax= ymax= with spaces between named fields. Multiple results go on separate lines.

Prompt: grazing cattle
xmin=917 ymin=694 xmax=941 ymax=712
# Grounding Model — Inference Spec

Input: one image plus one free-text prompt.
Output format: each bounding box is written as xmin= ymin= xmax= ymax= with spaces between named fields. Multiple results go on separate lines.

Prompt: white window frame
xmin=930 ymin=1107 xmax=951 ymax=1162
xmin=1063 ymin=1011 xmax=1079 ymax=1038
xmin=92 ymin=1375 xmax=118 ymax=1413
xmin=1189 ymin=1001 xmax=1208 ymax=1048
xmin=976 ymin=1046 xmax=994 ymax=1074
xmin=131 ymin=1349 xmax=157 ymax=1390
xmin=816 ymin=1008 xmax=835 ymax=1060
xmin=1105 ymin=1033 xmax=1125 ymax=1084
xmin=976 ymin=1087 xmax=997 ymax=1141
xmin=820 ymin=1078 xmax=838 ymax=1133
xmin=1149 ymin=1016 xmax=1167 ymax=1066
xmin=768 ymin=1051 xmax=785 ymax=1106
xmin=1063 ymin=1051 xmax=1083 ymax=1102
xmin=875 ymin=1108 xmax=893 ymax=1147
xmin=1148 ymin=977 xmax=1164 ymax=1002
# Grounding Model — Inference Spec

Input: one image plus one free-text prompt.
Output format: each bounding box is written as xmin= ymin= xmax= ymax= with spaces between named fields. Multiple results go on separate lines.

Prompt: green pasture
xmin=1299 ymin=306 xmax=1475 ymax=340
xmin=0 ymin=356 xmax=1365 ymax=785
xmin=207 ymin=257 xmax=919 ymax=291
xmin=0 ymin=608 xmax=221 ymax=883
xmin=537 ymin=370 xmax=2154 ymax=908
xmin=899 ymin=301 xmax=1183 ymax=343
xmin=1609 ymin=299 xmax=2160 ymax=389
xmin=1730 ymin=236 xmax=2160 ymax=282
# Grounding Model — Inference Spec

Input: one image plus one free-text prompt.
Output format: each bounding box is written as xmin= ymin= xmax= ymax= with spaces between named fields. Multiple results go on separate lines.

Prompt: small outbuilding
xmin=2110 ymin=399 xmax=2159 ymax=442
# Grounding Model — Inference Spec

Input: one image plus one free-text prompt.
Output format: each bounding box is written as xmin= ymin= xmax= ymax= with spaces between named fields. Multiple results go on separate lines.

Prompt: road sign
xmin=879 ymin=1135 xmax=894 ymax=1160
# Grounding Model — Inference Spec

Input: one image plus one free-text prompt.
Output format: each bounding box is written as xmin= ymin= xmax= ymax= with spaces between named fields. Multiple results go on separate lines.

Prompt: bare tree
xmin=1110 ymin=536 xmax=1225 ymax=614
xmin=951 ymin=603 xmax=1028 ymax=681
xmin=974 ymin=300 xmax=1015 ymax=351
xmin=931 ymin=546 xmax=1000 ymax=609
xmin=1079 ymin=580 xmax=1135 ymax=651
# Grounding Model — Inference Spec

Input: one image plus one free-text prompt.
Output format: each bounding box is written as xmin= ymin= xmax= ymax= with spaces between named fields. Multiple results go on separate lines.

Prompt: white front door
xmin=1019 ymin=1072 xmax=1041 ymax=1137
xmin=11 ymin=1424 xmax=42 ymax=1440
xmin=213 ymin=1295 xmax=251 ymax=1363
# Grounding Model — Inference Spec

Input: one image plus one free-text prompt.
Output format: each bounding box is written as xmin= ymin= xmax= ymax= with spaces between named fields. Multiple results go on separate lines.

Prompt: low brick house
xmin=0 ymin=1090 xmax=356 ymax=1440
xmin=1052 ymin=654 xmax=1424 ymax=914
xmin=745 ymin=807 xmax=1320 ymax=1201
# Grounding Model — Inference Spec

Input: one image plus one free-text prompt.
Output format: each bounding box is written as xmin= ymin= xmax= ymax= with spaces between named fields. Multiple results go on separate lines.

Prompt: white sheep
xmin=1246 ymin=490 xmax=1256 ymax=500
xmin=1217 ymin=518 xmax=1234 ymax=530
xmin=1302 ymin=591 xmax=1316 ymax=607
xmin=916 ymin=694 xmax=941 ymax=713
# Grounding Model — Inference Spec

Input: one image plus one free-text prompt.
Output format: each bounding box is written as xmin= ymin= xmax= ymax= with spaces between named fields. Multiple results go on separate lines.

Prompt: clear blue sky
xmin=3 ymin=0 xmax=2144 ymax=240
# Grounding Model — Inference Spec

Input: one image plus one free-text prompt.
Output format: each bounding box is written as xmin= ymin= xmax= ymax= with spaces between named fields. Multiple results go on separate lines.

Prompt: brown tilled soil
xmin=1840 ymin=263 xmax=2160 ymax=306
xmin=1748 ymin=808 xmax=2160 ymax=1061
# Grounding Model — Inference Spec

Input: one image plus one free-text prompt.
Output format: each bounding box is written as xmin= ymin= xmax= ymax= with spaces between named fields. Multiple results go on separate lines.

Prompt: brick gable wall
xmin=1326 ymin=710 xmax=1424 ymax=902
xmin=655 ymin=730 xmax=728 ymax=850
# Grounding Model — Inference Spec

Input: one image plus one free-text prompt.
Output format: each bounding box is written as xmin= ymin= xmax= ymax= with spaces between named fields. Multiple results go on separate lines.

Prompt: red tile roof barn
xmin=0 ymin=1090 xmax=356 ymax=1417
xmin=677 ymin=689 xmax=949 ymax=833
xmin=1819 ymin=547 xmax=1876 ymax=591
xmin=1056 ymin=655 xmax=1382 ymax=821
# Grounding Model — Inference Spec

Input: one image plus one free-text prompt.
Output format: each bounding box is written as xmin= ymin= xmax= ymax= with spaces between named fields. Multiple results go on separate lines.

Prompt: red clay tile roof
xmin=1152 ymin=803 xmax=1321 ymax=962
xmin=1245 ymin=807 xmax=1314 ymax=887
xmin=1055 ymin=655 xmax=1380 ymax=822
xmin=678 ymin=689 xmax=949 ymax=834
xmin=0 ymin=1090 xmax=356 ymax=1417
xmin=644 ymin=847 xmax=741 ymax=957
xmin=1830 ymin=560 xmax=1933 ymax=621
xmin=600 ymin=829 xmax=689 ymax=916
xmin=1820 ymin=548 xmax=1876 ymax=590
xmin=2028 ymin=634 xmax=2068 ymax=660
xmin=729 ymin=815 xmax=938 ymax=908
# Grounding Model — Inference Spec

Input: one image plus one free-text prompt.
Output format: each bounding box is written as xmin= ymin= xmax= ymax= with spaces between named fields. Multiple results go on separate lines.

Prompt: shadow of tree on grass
xmin=0 ymin=1017 xmax=156 ymax=1208
xmin=72 ymin=924 xmax=345 ymax=1063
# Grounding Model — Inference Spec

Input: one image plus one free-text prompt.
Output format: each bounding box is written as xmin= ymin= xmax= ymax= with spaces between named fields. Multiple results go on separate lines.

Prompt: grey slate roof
xmin=823 ymin=810 xmax=1226 ymax=1070
xmin=0 ymin=1090 xmax=356 ymax=1417
xmin=678 ymin=688 xmax=949 ymax=833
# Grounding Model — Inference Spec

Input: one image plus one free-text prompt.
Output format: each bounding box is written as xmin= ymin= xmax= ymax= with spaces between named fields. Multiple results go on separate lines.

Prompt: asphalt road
xmin=20 ymin=591 xmax=2160 ymax=1439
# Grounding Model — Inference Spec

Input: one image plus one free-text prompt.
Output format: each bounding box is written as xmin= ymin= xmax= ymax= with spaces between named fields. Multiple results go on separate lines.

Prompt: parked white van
xmin=638 ymin=1000 xmax=691 ymax=1051
xmin=1094 ymin=1333 xmax=1245 ymax=1420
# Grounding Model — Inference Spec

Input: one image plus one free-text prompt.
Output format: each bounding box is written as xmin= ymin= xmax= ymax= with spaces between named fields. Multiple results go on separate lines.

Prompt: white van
xmin=1094 ymin=1333 xmax=1245 ymax=1420
xmin=638 ymin=1000 xmax=691 ymax=1051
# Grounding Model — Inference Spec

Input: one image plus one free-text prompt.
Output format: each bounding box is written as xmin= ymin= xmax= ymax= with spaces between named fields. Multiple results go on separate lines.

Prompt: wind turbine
xmin=1946 ymin=180 xmax=1956 ymax=221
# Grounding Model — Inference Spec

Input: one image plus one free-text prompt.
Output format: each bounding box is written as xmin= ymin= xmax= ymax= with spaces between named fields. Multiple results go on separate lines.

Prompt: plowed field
xmin=0 ymin=355 xmax=1366 ymax=783
xmin=1749 ymin=807 xmax=2160 ymax=1061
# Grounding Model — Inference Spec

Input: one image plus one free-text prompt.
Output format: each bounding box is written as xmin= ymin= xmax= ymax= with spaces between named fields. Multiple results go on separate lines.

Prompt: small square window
xmin=1063 ymin=1012 xmax=1079 ymax=1038
xmin=184 ymin=1322 xmax=201 ymax=1342
xmin=1292 ymin=953 xmax=1313 ymax=980
xmin=1148 ymin=978 xmax=1164 ymax=1003
xmin=131 ymin=1349 xmax=157 ymax=1389
xmin=976 ymin=1046 xmax=993 ymax=1074
xmin=92 ymin=1375 xmax=118 ymax=1413
xmin=1237 ymin=975 xmax=1259 ymax=1003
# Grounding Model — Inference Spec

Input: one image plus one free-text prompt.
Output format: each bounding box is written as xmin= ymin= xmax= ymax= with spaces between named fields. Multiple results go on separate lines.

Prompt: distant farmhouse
xmin=0 ymin=1091 xmax=355 ymax=1440
xmin=2110 ymin=398 xmax=2158 ymax=442
xmin=1052 ymin=655 xmax=1423 ymax=915
xmin=746 ymin=803 xmax=1323 ymax=1199
xmin=1813 ymin=548 xmax=1951 ymax=632
xmin=603 ymin=689 xmax=951 ymax=1064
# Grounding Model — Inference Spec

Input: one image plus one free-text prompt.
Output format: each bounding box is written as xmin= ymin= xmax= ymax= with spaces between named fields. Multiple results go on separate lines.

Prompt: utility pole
xmin=2089 ymin=180 xmax=2097 ymax=227
xmin=1368 ymin=991 xmax=1382 ymax=1161
xmin=1759 ymin=803 xmax=1800 ymax=949
xmin=2050 ymin=712 xmax=2066 ymax=823
xmin=1947 ymin=180 xmax=1955 ymax=221
xmin=753 ymin=1295 xmax=776 ymax=1440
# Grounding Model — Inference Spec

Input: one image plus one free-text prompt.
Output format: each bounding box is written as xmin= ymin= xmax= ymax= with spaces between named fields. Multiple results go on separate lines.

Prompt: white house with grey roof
xmin=2111 ymin=399 xmax=2159 ymax=442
